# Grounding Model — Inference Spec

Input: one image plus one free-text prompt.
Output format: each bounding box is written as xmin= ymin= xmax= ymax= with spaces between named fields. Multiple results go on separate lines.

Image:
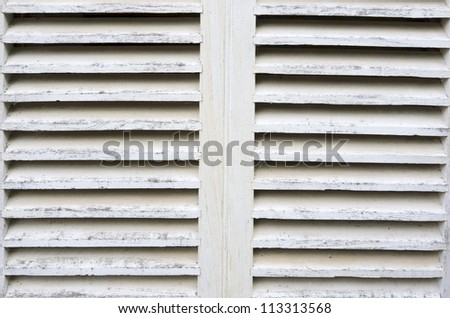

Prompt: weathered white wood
xmin=256 ymin=47 xmax=450 ymax=78
xmin=439 ymin=18 xmax=450 ymax=298
xmin=0 ymin=0 xmax=206 ymax=298
xmin=197 ymin=0 xmax=226 ymax=298
xmin=6 ymin=277 xmax=198 ymax=298
xmin=253 ymin=250 xmax=443 ymax=278
xmin=3 ymin=46 xmax=202 ymax=74
xmin=438 ymin=19 xmax=450 ymax=297
xmin=253 ymin=278 xmax=440 ymax=298
xmin=3 ymin=0 xmax=203 ymax=14
xmin=253 ymin=220 xmax=445 ymax=250
xmin=2 ymin=18 xmax=202 ymax=44
xmin=254 ymin=164 xmax=447 ymax=192
xmin=0 ymin=0 xmax=9 ymax=297
xmin=3 ymin=132 xmax=200 ymax=161
xmin=3 ymin=162 xmax=200 ymax=190
xmin=1 ymin=0 xmax=448 ymax=300
xmin=255 ymin=105 xmax=447 ymax=137
xmin=3 ymin=190 xmax=200 ymax=219
xmin=2 ymin=74 xmax=201 ymax=103
xmin=253 ymin=191 xmax=446 ymax=222
xmin=255 ymin=0 xmax=450 ymax=18
xmin=255 ymin=135 xmax=447 ymax=164
xmin=4 ymin=219 xmax=199 ymax=247
xmin=255 ymin=19 xmax=450 ymax=48
xmin=255 ymin=76 xmax=449 ymax=106
xmin=223 ymin=0 xmax=256 ymax=298
xmin=5 ymin=248 xmax=199 ymax=276
xmin=252 ymin=2 xmax=450 ymax=299
xmin=441 ymin=107 xmax=450 ymax=295
xmin=3 ymin=103 xmax=200 ymax=132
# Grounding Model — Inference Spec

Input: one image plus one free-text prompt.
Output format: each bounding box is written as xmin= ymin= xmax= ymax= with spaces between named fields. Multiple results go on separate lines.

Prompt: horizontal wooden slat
xmin=255 ymin=47 xmax=450 ymax=78
xmin=255 ymin=18 xmax=450 ymax=48
xmin=3 ymin=103 xmax=200 ymax=131
xmin=253 ymin=220 xmax=445 ymax=250
xmin=4 ymin=132 xmax=200 ymax=161
xmin=4 ymin=219 xmax=199 ymax=247
xmin=3 ymin=46 xmax=201 ymax=74
xmin=2 ymin=74 xmax=201 ymax=103
xmin=6 ymin=277 xmax=197 ymax=297
xmin=3 ymin=0 xmax=203 ymax=14
xmin=255 ymin=75 xmax=448 ymax=105
xmin=255 ymin=105 xmax=447 ymax=136
xmin=253 ymin=191 xmax=446 ymax=222
xmin=253 ymin=250 xmax=443 ymax=278
xmin=3 ymin=161 xmax=200 ymax=190
xmin=5 ymin=248 xmax=199 ymax=276
xmin=253 ymin=278 xmax=440 ymax=298
xmin=255 ymin=134 xmax=446 ymax=164
xmin=3 ymin=190 xmax=200 ymax=219
xmin=255 ymin=0 xmax=450 ymax=18
xmin=2 ymin=17 xmax=202 ymax=44
xmin=254 ymin=164 xmax=446 ymax=192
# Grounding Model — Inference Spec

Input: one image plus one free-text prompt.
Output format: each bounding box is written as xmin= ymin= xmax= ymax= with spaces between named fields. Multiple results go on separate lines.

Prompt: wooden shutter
xmin=0 ymin=0 xmax=223 ymax=297
xmin=247 ymin=0 xmax=450 ymax=297
xmin=1 ymin=0 xmax=450 ymax=298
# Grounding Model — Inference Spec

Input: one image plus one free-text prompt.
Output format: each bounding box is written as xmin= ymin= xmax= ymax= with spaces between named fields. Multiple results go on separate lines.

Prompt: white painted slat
xmin=6 ymin=277 xmax=197 ymax=298
xmin=2 ymin=103 xmax=200 ymax=132
xmin=254 ymin=164 xmax=446 ymax=192
xmin=5 ymin=248 xmax=199 ymax=276
xmin=255 ymin=135 xmax=447 ymax=164
xmin=253 ymin=191 xmax=446 ymax=222
xmin=3 ymin=162 xmax=200 ymax=190
xmin=255 ymin=105 xmax=447 ymax=136
xmin=253 ymin=278 xmax=440 ymax=298
xmin=253 ymin=250 xmax=443 ymax=278
xmin=253 ymin=220 xmax=445 ymax=250
xmin=2 ymin=18 xmax=202 ymax=44
xmin=4 ymin=219 xmax=199 ymax=247
xmin=255 ymin=0 xmax=450 ymax=18
xmin=255 ymin=19 xmax=450 ymax=48
xmin=2 ymin=74 xmax=201 ymax=103
xmin=3 ymin=46 xmax=201 ymax=74
xmin=3 ymin=132 xmax=200 ymax=161
xmin=3 ymin=0 xmax=203 ymax=14
xmin=255 ymin=76 xmax=448 ymax=106
xmin=3 ymin=190 xmax=200 ymax=219
xmin=255 ymin=47 xmax=450 ymax=78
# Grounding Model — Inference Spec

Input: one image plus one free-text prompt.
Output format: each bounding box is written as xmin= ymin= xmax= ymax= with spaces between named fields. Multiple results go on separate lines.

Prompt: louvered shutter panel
xmin=2 ymin=0 xmax=450 ymax=299
xmin=0 ymin=0 xmax=215 ymax=297
xmin=250 ymin=0 xmax=450 ymax=297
